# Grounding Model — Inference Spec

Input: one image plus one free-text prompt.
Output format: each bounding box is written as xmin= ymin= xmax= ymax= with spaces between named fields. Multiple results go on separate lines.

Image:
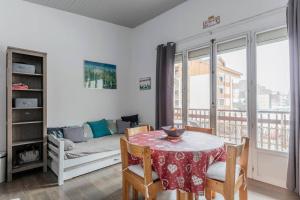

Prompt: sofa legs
xmin=58 ymin=175 xmax=64 ymax=186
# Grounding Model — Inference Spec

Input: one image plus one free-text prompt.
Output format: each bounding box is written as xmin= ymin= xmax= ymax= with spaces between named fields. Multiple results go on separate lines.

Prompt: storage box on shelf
xmin=12 ymin=63 xmax=36 ymax=74
xmin=6 ymin=47 xmax=47 ymax=182
xmin=15 ymin=98 xmax=38 ymax=108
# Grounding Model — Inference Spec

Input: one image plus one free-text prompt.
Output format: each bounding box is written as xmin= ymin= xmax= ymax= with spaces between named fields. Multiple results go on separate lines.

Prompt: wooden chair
xmin=185 ymin=125 xmax=215 ymax=135
xmin=183 ymin=125 xmax=215 ymax=199
xmin=205 ymin=137 xmax=250 ymax=200
xmin=139 ymin=123 xmax=154 ymax=131
xmin=125 ymin=125 xmax=151 ymax=139
xmin=120 ymin=137 xmax=163 ymax=200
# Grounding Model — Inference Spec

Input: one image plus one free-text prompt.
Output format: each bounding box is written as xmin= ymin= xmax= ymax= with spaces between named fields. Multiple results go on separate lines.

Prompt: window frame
xmin=174 ymin=26 xmax=289 ymax=156
xmin=253 ymin=26 xmax=290 ymax=154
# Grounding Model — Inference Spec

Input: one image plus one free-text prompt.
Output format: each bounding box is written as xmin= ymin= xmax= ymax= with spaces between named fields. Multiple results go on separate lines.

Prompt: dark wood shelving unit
xmin=13 ymin=89 xmax=43 ymax=92
xmin=12 ymin=121 xmax=44 ymax=125
xmin=12 ymin=72 xmax=43 ymax=77
xmin=12 ymin=107 xmax=43 ymax=110
xmin=12 ymin=139 xmax=43 ymax=147
xmin=12 ymin=161 xmax=44 ymax=174
xmin=6 ymin=47 xmax=47 ymax=182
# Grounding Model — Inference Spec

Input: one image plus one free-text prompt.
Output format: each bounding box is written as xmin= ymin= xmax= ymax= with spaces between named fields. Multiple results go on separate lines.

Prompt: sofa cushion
xmin=48 ymin=128 xmax=64 ymax=138
xmin=116 ymin=120 xmax=131 ymax=134
xmin=88 ymin=119 xmax=111 ymax=138
xmin=63 ymin=126 xmax=87 ymax=143
xmin=83 ymin=123 xmax=94 ymax=139
xmin=107 ymin=120 xmax=117 ymax=134
xmin=206 ymin=161 xmax=241 ymax=182
xmin=63 ymin=139 xmax=75 ymax=151
xmin=121 ymin=114 xmax=139 ymax=127
xmin=128 ymin=165 xmax=159 ymax=181
xmin=64 ymin=134 xmax=122 ymax=160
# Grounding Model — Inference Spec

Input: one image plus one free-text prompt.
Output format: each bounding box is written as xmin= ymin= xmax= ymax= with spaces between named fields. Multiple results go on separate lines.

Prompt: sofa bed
xmin=47 ymin=118 xmax=133 ymax=185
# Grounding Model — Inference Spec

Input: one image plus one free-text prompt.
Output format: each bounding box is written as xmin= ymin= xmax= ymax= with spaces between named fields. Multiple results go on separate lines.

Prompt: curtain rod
xmin=175 ymin=5 xmax=287 ymax=45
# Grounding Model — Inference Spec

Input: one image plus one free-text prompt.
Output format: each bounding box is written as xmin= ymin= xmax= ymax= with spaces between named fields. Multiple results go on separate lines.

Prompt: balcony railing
xmin=174 ymin=108 xmax=289 ymax=152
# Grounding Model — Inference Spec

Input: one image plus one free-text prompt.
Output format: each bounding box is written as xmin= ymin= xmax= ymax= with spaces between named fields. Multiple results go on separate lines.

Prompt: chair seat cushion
xmin=128 ymin=165 xmax=159 ymax=181
xmin=207 ymin=161 xmax=241 ymax=182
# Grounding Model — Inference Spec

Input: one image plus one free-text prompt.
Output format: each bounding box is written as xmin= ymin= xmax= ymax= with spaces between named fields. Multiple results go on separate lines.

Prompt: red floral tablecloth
xmin=128 ymin=130 xmax=226 ymax=195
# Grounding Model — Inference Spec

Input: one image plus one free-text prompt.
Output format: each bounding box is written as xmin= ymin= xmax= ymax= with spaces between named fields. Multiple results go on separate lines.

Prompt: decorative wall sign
xmin=139 ymin=77 xmax=151 ymax=90
xmin=203 ymin=16 xmax=220 ymax=29
xmin=84 ymin=60 xmax=117 ymax=89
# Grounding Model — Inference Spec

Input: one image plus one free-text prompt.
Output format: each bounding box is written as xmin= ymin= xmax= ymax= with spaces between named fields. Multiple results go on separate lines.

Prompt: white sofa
xmin=47 ymin=133 xmax=122 ymax=185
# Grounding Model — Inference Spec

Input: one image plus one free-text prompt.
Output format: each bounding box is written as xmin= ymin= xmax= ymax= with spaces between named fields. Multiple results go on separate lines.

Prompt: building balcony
xmin=174 ymin=108 xmax=289 ymax=152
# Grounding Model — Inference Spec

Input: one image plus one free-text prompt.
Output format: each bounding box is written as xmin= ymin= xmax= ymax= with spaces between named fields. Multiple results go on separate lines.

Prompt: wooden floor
xmin=0 ymin=164 xmax=299 ymax=200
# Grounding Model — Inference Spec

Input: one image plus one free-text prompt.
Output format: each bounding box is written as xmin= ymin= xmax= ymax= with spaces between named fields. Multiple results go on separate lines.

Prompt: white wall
xmin=129 ymin=0 xmax=288 ymax=126
xmin=0 ymin=0 xmax=132 ymax=151
xmin=0 ymin=0 xmax=289 ymax=152
xmin=129 ymin=0 xmax=289 ymax=188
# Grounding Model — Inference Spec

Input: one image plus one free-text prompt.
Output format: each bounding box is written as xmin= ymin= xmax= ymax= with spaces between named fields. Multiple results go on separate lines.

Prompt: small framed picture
xmin=139 ymin=77 xmax=151 ymax=90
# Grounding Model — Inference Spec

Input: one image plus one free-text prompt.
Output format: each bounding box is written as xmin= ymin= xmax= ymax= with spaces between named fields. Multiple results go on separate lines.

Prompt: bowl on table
xmin=161 ymin=126 xmax=185 ymax=139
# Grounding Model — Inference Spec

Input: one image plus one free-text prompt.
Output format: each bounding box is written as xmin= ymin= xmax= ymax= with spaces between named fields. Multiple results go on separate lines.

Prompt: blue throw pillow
xmin=87 ymin=119 xmax=111 ymax=138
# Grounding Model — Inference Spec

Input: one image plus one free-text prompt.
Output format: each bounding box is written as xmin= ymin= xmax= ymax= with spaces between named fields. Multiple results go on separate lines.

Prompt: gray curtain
xmin=155 ymin=42 xmax=176 ymax=129
xmin=287 ymin=0 xmax=300 ymax=194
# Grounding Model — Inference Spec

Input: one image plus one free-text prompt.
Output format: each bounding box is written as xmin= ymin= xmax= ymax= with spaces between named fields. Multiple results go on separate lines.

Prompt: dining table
xmin=128 ymin=130 xmax=226 ymax=200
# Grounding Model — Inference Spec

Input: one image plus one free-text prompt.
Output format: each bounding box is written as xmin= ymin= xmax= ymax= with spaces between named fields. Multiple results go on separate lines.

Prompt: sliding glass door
xmin=216 ymin=37 xmax=248 ymax=143
xmin=174 ymin=54 xmax=183 ymax=127
xmin=175 ymin=37 xmax=248 ymax=143
xmin=173 ymin=26 xmax=290 ymax=187
xmin=251 ymin=27 xmax=290 ymax=187
xmin=187 ymin=47 xmax=211 ymax=128
xmin=256 ymin=28 xmax=290 ymax=152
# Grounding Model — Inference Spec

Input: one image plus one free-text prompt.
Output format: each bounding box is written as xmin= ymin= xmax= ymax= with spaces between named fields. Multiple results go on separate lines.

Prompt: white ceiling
xmin=23 ymin=0 xmax=186 ymax=28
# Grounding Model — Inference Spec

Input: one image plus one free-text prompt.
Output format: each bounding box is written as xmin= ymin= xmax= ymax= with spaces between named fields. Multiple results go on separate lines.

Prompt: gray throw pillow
xmin=63 ymin=139 xmax=75 ymax=151
xmin=63 ymin=126 xmax=87 ymax=143
xmin=116 ymin=120 xmax=131 ymax=134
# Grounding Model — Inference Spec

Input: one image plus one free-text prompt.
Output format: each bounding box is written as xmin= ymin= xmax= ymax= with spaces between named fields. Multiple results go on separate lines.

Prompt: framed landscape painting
xmin=84 ymin=60 xmax=117 ymax=89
